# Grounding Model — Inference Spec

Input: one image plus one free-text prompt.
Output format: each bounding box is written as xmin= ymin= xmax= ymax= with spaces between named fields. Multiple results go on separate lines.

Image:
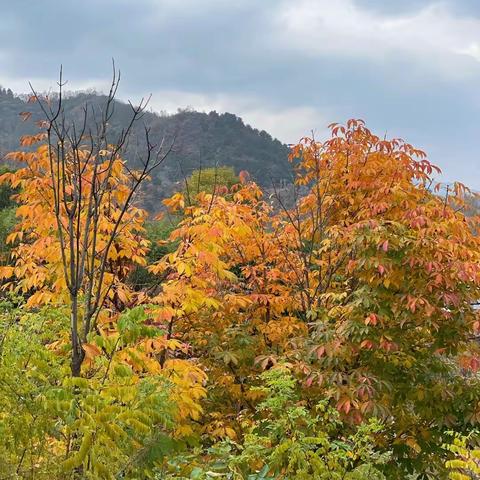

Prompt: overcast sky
xmin=1 ymin=0 xmax=479 ymax=188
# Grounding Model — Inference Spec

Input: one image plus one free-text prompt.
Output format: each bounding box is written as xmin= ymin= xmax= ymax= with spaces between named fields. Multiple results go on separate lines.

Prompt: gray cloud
xmin=0 ymin=0 xmax=479 ymax=187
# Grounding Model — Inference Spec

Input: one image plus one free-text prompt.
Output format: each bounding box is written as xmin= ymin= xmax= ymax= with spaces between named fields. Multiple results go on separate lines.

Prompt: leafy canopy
xmin=1 ymin=118 xmax=480 ymax=478
xmin=152 ymin=119 xmax=480 ymax=476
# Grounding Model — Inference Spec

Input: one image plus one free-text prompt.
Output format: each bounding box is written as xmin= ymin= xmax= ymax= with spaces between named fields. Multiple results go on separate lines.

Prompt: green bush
xmin=161 ymin=367 xmax=389 ymax=479
xmin=0 ymin=301 xmax=179 ymax=479
xmin=185 ymin=166 xmax=239 ymax=199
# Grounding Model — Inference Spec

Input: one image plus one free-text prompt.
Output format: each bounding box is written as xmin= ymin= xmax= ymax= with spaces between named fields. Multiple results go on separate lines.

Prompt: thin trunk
xmin=70 ymin=294 xmax=83 ymax=377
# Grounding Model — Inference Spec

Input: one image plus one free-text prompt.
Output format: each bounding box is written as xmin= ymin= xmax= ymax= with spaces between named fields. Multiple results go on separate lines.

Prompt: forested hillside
xmin=0 ymin=87 xmax=290 ymax=211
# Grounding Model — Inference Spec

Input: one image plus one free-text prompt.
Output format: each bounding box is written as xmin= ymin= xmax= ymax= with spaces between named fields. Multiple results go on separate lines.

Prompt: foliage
xmin=2 ymin=115 xmax=480 ymax=478
xmin=444 ymin=431 xmax=480 ymax=480
xmin=159 ymin=368 xmax=388 ymax=479
xmin=0 ymin=300 xmax=205 ymax=479
xmin=152 ymin=120 xmax=480 ymax=477
xmin=185 ymin=166 xmax=239 ymax=200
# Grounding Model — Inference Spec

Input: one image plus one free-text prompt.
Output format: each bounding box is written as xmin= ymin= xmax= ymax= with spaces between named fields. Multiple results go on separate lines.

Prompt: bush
xmin=0 ymin=301 xmax=179 ymax=479
xmin=162 ymin=368 xmax=389 ymax=479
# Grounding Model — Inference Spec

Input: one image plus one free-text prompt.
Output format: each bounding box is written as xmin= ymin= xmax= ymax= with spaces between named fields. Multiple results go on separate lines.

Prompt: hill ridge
xmin=0 ymin=87 xmax=291 ymax=210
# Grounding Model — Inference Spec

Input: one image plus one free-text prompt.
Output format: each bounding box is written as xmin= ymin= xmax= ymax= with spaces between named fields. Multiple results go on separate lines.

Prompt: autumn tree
xmin=153 ymin=120 xmax=480 ymax=476
xmin=274 ymin=121 xmax=480 ymax=475
xmin=0 ymin=69 xmax=210 ymax=478
xmin=0 ymin=67 xmax=173 ymax=376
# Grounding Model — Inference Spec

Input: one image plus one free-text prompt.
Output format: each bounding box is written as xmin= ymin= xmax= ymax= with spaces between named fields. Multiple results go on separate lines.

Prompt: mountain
xmin=0 ymin=87 xmax=291 ymax=211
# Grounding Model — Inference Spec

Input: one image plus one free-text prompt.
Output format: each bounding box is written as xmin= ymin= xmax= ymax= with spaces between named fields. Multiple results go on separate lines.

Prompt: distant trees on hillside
xmin=0 ymin=86 xmax=291 ymax=211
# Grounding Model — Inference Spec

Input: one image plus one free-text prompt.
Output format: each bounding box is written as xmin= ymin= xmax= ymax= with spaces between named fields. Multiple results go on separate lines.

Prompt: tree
xmin=0 ymin=67 xmax=173 ymax=376
xmin=184 ymin=166 xmax=239 ymax=200
xmin=278 ymin=121 xmax=480 ymax=475
xmin=153 ymin=120 xmax=480 ymax=476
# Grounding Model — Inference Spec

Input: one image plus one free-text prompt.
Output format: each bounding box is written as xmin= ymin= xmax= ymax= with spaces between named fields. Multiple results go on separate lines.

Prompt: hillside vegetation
xmin=0 ymin=82 xmax=480 ymax=480
xmin=0 ymin=87 xmax=290 ymax=211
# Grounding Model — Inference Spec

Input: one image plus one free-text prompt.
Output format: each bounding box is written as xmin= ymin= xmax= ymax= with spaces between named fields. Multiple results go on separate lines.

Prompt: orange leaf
xmin=83 ymin=343 xmax=102 ymax=360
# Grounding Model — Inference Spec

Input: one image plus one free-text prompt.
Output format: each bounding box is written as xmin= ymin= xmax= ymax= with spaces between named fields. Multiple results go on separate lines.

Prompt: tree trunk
xmin=70 ymin=294 xmax=84 ymax=377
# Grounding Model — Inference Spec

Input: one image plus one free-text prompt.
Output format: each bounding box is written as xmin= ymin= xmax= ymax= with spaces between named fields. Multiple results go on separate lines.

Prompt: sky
xmin=1 ymin=0 xmax=480 ymax=188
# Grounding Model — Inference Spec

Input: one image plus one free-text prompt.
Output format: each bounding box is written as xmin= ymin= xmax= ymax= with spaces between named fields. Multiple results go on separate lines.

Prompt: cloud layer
xmin=0 ymin=0 xmax=479 ymax=187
